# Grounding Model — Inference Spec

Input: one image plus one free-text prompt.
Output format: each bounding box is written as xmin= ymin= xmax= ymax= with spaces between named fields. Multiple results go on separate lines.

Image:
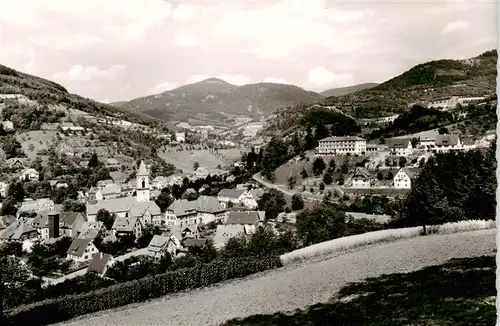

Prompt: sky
xmin=0 ymin=0 xmax=497 ymax=103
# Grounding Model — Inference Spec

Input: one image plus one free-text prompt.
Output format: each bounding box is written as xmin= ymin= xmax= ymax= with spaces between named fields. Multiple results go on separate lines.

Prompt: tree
xmin=328 ymin=159 xmax=336 ymax=170
xmin=323 ymin=171 xmax=333 ymax=185
xmin=300 ymin=168 xmax=308 ymax=179
xmin=7 ymin=181 xmax=25 ymax=202
xmin=386 ymin=171 xmax=394 ymax=180
xmin=312 ymin=157 xmax=326 ymax=176
xmin=438 ymin=127 xmax=449 ymax=135
xmin=96 ymin=209 xmax=115 ymax=230
xmin=314 ymin=121 xmax=329 ymax=141
xmin=193 ymin=161 xmax=200 ymax=171
xmin=258 ymin=189 xmax=286 ymax=220
xmin=376 ymin=171 xmax=384 ymax=180
xmin=296 ymin=203 xmax=347 ymax=246
xmin=287 ymin=176 xmax=296 ymax=190
xmin=319 ymin=182 xmax=325 ymax=191
xmin=291 ymin=194 xmax=304 ymax=211
xmin=419 ymin=157 xmax=426 ymax=168
xmin=88 ymin=152 xmax=99 ymax=168
xmin=399 ymin=157 xmax=407 ymax=168
xmin=410 ymin=137 xmax=419 ymax=148
xmin=137 ymin=225 xmax=162 ymax=248
xmin=155 ymin=191 xmax=174 ymax=212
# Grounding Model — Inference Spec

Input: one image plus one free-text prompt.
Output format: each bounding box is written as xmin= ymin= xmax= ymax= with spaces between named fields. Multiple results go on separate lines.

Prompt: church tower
xmin=136 ymin=160 xmax=150 ymax=202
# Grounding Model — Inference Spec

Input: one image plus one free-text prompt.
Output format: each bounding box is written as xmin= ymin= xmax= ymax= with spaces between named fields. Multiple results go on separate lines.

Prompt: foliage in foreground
xmin=223 ymin=255 xmax=496 ymax=326
xmin=3 ymin=255 xmax=282 ymax=326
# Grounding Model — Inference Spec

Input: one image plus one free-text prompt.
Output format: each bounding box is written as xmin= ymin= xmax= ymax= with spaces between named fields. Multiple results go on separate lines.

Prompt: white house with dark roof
xmin=388 ymin=138 xmax=413 ymax=156
xmin=66 ymin=238 xmax=98 ymax=263
xmin=349 ymin=167 xmax=375 ymax=188
xmin=19 ymin=168 xmax=39 ymax=181
xmin=434 ymin=134 xmax=461 ymax=153
xmin=393 ymin=168 xmax=420 ymax=189
xmin=87 ymin=253 xmax=115 ymax=277
xmin=317 ymin=136 xmax=367 ymax=156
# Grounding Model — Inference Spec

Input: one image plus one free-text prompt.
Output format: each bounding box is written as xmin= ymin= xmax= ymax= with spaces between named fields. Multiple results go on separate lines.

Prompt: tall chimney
xmin=48 ymin=212 xmax=60 ymax=238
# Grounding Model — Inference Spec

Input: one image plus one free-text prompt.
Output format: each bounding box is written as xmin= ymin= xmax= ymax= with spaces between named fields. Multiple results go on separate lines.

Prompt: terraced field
xmin=58 ymin=229 xmax=495 ymax=326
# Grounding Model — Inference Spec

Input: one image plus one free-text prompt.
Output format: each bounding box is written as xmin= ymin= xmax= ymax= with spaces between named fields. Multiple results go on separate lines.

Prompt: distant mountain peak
xmin=199 ymin=77 xmax=229 ymax=84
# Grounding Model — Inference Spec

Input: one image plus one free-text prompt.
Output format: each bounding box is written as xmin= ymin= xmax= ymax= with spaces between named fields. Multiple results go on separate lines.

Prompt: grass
xmin=222 ymin=255 xmax=496 ymax=326
xmin=280 ymin=220 xmax=495 ymax=266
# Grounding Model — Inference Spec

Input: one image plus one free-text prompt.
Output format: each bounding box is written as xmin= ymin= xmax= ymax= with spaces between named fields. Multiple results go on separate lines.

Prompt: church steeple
xmin=136 ymin=160 xmax=150 ymax=202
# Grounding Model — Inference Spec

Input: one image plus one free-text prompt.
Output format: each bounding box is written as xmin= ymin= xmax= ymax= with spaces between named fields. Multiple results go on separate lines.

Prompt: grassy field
xmin=223 ymin=255 xmax=496 ymax=326
xmin=16 ymin=130 xmax=59 ymax=160
xmin=159 ymin=148 xmax=242 ymax=173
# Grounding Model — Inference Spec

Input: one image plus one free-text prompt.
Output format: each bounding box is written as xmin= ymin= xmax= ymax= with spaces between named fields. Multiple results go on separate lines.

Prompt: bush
xmin=4 ymin=255 xmax=282 ymax=326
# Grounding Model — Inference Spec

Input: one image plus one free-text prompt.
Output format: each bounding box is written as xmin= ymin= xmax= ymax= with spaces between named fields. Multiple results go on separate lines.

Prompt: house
xmin=105 ymin=158 xmax=121 ymax=169
xmin=59 ymin=212 xmax=87 ymax=238
xmin=17 ymin=198 xmax=55 ymax=217
xmin=345 ymin=212 xmax=391 ymax=224
xmin=276 ymin=212 xmax=297 ymax=224
xmin=79 ymin=160 xmax=90 ymax=168
xmin=66 ymin=238 xmax=99 ymax=263
xmin=87 ymin=253 xmax=114 ymax=277
xmin=175 ymin=132 xmax=186 ymax=143
xmin=87 ymin=161 xmax=162 ymax=225
xmin=166 ymin=196 xmax=227 ymax=227
xmin=96 ymin=183 xmax=122 ymax=201
xmin=183 ymin=237 xmax=207 ymax=249
xmin=213 ymin=224 xmax=247 ymax=249
xmin=317 ymin=136 xmax=367 ymax=156
xmin=366 ymin=144 xmax=387 ymax=152
xmin=388 ymin=138 xmax=413 ymax=156
xmin=166 ymin=174 xmax=184 ymax=187
xmin=77 ymin=221 xmax=105 ymax=240
xmin=349 ymin=167 xmax=375 ymax=188
xmin=194 ymin=166 xmax=209 ymax=179
xmin=0 ymin=215 xmax=16 ymax=230
xmin=19 ymin=168 xmax=39 ymax=181
xmin=225 ymin=211 xmax=261 ymax=234
xmin=393 ymin=168 xmax=419 ymax=189
xmin=147 ymin=234 xmax=182 ymax=260
xmin=0 ymin=120 xmax=14 ymax=131
xmin=217 ymin=189 xmax=247 ymax=208
xmin=0 ymin=219 xmax=39 ymax=242
xmin=152 ymin=176 xmax=169 ymax=190
xmin=420 ymin=136 xmax=436 ymax=148
xmin=460 ymin=137 xmax=477 ymax=151
xmin=434 ymin=134 xmax=461 ymax=153
xmin=0 ymin=181 xmax=8 ymax=197
xmin=96 ymin=179 xmax=114 ymax=190
xmin=111 ymin=217 xmax=143 ymax=239
xmin=6 ymin=158 xmax=27 ymax=169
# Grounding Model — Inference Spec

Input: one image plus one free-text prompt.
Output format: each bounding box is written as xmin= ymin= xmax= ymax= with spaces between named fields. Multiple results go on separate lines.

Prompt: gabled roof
xmin=435 ymin=134 xmax=460 ymax=146
xmin=388 ymin=138 xmax=411 ymax=149
xmin=112 ymin=217 xmax=140 ymax=232
xmin=59 ymin=212 xmax=86 ymax=228
xmin=461 ymin=137 xmax=476 ymax=146
xmin=0 ymin=215 xmax=16 ymax=229
xmin=183 ymin=237 xmax=207 ymax=248
xmin=66 ymin=238 xmax=93 ymax=257
xmin=218 ymin=188 xmax=246 ymax=199
xmin=129 ymin=201 xmax=161 ymax=218
xmin=352 ymin=167 xmax=371 ymax=180
xmin=0 ymin=218 xmax=38 ymax=240
xmin=226 ymin=211 xmax=260 ymax=225
xmin=397 ymin=167 xmax=421 ymax=180
xmin=147 ymin=234 xmax=170 ymax=252
xmin=96 ymin=179 xmax=114 ymax=187
xmin=21 ymin=168 xmax=38 ymax=175
xmin=88 ymin=253 xmax=112 ymax=275
xmin=100 ymin=183 xmax=121 ymax=196
xmin=213 ymin=224 xmax=246 ymax=249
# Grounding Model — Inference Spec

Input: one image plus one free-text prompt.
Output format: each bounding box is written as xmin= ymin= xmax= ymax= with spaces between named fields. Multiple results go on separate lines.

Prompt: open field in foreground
xmin=224 ymin=255 xmax=496 ymax=326
xmin=59 ymin=229 xmax=495 ymax=326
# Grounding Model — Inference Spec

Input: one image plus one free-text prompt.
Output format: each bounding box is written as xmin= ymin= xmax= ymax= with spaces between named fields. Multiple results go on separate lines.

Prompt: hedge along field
xmin=280 ymin=220 xmax=496 ymax=266
xmin=3 ymin=255 xmax=281 ymax=326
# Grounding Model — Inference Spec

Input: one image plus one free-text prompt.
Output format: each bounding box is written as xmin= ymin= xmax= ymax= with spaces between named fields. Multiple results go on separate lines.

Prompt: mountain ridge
xmin=114 ymin=78 xmax=325 ymax=124
xmin=320 ymin=82 xmax=379 ymax=97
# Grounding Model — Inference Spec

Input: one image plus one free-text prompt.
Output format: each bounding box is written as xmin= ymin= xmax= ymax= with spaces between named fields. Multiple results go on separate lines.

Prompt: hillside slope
xmin=320 ymin=83 xmax=379 ymax=97
xmin=115 ymin=78 xmax=325 ymax=124
xmin=0 ymin=64 xmax=159 ymax=126
xmin=264 ymin=49 xmax=497 ymax=136
xmin=323 ymin=49 xmax=497 ymax=118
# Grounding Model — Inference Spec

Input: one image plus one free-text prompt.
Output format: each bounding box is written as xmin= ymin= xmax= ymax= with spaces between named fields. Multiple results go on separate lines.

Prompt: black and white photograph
xmin=0 ymin=0 xmax=497 ymax=325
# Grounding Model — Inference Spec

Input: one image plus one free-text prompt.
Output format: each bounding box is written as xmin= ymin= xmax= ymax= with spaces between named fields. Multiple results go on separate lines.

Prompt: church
xmin=86 ymin=161 xmax=163 ymax=226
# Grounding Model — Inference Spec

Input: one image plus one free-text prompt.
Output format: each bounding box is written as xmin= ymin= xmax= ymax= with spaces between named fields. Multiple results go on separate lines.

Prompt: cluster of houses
xmin=317 ymin=131 xmax=494 ymax=157
xmin=0 ymin=160 xmax=271 ymax=278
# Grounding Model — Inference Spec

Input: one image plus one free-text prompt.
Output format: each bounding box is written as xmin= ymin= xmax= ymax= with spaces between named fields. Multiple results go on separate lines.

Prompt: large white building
xmin=317 ymin=136 xmax=367 ymax=156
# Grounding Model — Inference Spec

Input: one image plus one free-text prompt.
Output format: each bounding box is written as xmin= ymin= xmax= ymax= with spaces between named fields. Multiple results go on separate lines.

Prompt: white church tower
xmin=136 ymin=160 xmax=150 ymax=202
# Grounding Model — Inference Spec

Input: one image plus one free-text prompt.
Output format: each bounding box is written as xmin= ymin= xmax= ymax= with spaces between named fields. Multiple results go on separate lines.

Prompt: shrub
xmin=4 ymin=255 xmax=282 ymax=326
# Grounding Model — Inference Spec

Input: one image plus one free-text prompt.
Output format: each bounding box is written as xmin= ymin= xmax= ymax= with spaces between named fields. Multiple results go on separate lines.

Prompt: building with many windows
xmin=317 ymin=136 xmax=367 ymax=155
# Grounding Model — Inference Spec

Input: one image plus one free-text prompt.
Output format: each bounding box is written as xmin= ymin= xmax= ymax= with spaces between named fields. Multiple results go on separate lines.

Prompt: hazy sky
xmin=0 ymin=0 xmax=497 ymax=103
